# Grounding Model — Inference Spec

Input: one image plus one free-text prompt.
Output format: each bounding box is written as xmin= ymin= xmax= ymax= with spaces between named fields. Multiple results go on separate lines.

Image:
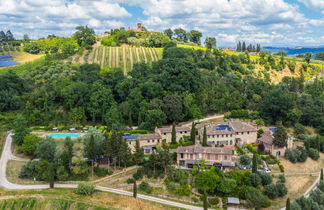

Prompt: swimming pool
xmin=48 ymin=133 xmax=81 ymax=139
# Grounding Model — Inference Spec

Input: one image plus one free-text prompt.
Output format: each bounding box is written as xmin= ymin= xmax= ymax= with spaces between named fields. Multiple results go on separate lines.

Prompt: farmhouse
xmin=124 ymin=133 xmax=162 ymax=154
xmin=197 ymin=120 xmax=257 ymax=146
xmin=176 ymin=145 xmax=237 ymax=169
xmin=258 ymin=128 xmax=293 ymax=157
xmin=156 ymin=126 xmax=191 ymax=143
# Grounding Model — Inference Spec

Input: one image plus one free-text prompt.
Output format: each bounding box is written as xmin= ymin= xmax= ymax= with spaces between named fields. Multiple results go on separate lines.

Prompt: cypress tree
xmin=273 ymin=122 xmax=288 ymax=148
xmin=171 ymin=123 xmax=177 ymax=145
xmin=252 ymin=153 xmax=258 ymax=173
xmin=49 ymin=162 xmax=55 ymax=188
xmin=134 ymin=140 xmax=144 ymax=165
xmin=242 ymin=41 xmax=246 ymax=52
xmin=286 ymin=198 xmax=290 ymax=210
xmin=321 ymin=169 xmax=323 ymax=180
xmin=190 ymin=122 xmax=196 ymax=144
xmin=238 ymin=41 xmax=242 ymax=52
xmin=133 ymin=181 xmax=137 ymax=198
xmin=202 ymin=126 xmax=207 ymax=146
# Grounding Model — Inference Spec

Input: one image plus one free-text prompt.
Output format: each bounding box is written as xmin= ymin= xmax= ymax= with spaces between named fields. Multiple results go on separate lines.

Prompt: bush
xmin=139 ymin=181 xmax=152 ymax=194
xmin=250 ymin=173 xmax=262 ymax=187
xmin=308 ymin=148 xmax=319 ymax=160
xmin=133 ymin=168 xmax=144 ymax=180
xmin=264 ymin=184 xmax=279 ymax=199
xmin=74 ymin=183 xmax=95 ymax=195
xmin=260 ymin=172 xmax=272 ymax=186
xmin=208 ymin=197 xmax=220 ymax=206
xmin=94 ymin=167 xmax=110 ymax=177
xmin=240 ymin=155 xmax=251 ymax=165
xmin=278 ymin=174 xmax=286 ymax=183
xmin=276 ymin=183 xmax=288 ymax=197
xmin=126 ymin=178 xmax=135 ymax=184
xmin=19 ymin=161 xmax=37 ymax=179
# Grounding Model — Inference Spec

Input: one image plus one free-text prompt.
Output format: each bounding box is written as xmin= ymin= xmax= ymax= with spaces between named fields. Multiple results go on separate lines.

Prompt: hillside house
xmin=197 ymin=120 xmax=257 ymax=146
xmin=258 ymin=128 xmax=293 ymax=157
xmin=176 ymin=145 xmax=237 ymax=169
xmin=156 ymin=126 xmax=191 ymax=143
xmin=124 ymin=134 xmax=162 ymax=154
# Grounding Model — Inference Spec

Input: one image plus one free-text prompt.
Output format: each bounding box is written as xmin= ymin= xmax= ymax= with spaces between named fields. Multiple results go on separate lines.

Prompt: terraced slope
xmin=73 ymin=46 xmax=163 ymax=75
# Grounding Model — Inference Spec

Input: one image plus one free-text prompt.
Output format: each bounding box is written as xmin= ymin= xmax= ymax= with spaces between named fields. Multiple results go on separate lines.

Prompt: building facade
xmin=124 ymin=134 xmax=162 ymax=154
xmin=156 ymin=126 xmax=191 ymax=143
xmin=197 ymin=120 xmax=257 ymax=146
xmin=176 ymin=145 xmax=237 ymax=169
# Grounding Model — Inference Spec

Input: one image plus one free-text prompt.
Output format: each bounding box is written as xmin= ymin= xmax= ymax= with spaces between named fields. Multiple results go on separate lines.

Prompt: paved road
xmin=0 ymin=134 xmax=202 ymax=210
xmin=182 ymin=114 xmax=225 ymax=127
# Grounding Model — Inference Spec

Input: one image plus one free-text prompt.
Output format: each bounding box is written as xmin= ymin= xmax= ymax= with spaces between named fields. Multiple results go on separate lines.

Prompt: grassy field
xmin=72 ymin=46 xmax=163 ymax=74
xmin=0 ymin=188 xmax=175 ymax=210
xmin=0 ymin=56 xmax=46 ymax=75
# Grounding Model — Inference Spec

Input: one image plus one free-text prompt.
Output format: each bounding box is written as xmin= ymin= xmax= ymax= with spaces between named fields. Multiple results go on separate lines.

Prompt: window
xmin=157 ymin=139 xmax=160 ymax=143
xmin=224 ymin=155 xmax=228 ymax=160
xmin=236 ymin=132 xmax=239 ymax=135
xmin=164 ymin=133 xmax=166 ymax=135
xmin=247 ymin=131 xmax=250 ymax=134
xmin=190 ymin=154 xmax=193 ymax=159
xmin=226 ymin=134 xmax=228 ymax=137
xmin=222 ymin=134 xmax=224 ymax=137
xmin=180 ymin=131 xmax=183 ymax=134
xmin=217 ymin=135 xmax=219 ymax=138
xmin=212 ymin=135 xmax=215 ymax=138
xmin=217 ymin=141 xmax=219 ymax=145
xmin=185 ymin=131 xmax=187 ymax=133
xmin=226 ymin=141 xmax=228 ymax=145
xmin=129 ymin=142 xmax=131 ymax=145
xmin=230 ymin=140 xmax=233 ymax=145
xmin=147 ymin=140 xmax=150 ymax=143
xmin=241 ymin=132 xmax=244 ymax=135
xmin=144 ymin=149 xmax=151 ymax=154
xmin=180 ymin=153 xmax=184 ymax=158
xmin=230 ymin=134 xmax=232 ymax=137
xmin=152 ymin=139 xmax=155 ymax=143
xmin=208 ymin=135 xmax=210 ymax=138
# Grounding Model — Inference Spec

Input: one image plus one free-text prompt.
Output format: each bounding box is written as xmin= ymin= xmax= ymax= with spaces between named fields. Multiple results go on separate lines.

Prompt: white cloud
xmin=298 ymin=0 xmax=324 ymax=11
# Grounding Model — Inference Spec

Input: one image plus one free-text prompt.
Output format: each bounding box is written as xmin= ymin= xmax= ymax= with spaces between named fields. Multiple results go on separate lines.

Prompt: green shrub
xmin=278 ymin=174 xmax=286 ymax=183
xmin=74 ymin=183 xmax=95 ymax=195
xmin=308 ymin=148 xmax=320 ymax=160
xmin=126 ymin=178 xmax=135 ymax=184
xmin=208 ymin=197 xmax=220 ymax=206
xmin=139 ymin=181 xmax=152 ymax=194
xmin=264 ymin=184 xmax=279 ymax=199
xmin=94 ymin=167 xmax=110 ymax=177
xmin=260 ymin=172 xmax=272 ymax=186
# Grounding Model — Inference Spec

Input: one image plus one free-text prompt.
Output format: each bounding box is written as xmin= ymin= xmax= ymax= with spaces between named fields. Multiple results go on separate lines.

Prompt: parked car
xmin=264 ymin=168 xmax=271 ymax=173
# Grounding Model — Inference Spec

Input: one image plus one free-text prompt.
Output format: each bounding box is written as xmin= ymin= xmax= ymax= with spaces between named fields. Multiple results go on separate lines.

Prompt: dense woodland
xmin=1 ymin=42 xmax=323 ymax=135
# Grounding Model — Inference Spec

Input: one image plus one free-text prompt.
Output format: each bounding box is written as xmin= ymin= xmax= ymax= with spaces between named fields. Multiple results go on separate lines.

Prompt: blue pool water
xmin=48 ymin=133 xmax=81 ymax=139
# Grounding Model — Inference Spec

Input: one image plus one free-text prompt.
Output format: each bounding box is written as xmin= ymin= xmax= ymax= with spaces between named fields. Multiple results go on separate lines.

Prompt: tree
xmin=171 ymin=123 xmax=177 ymax=145
xmin=164 ymin=28 xmax=173 ymax=39
xmin=61 ymin=137 xmax=74 ymax=170
xmin=195 ymin=168 xmax=221 ymax=194
xmin=240 ymin=154 xmax=251 ymax=165
xmin=23 ymin=34 xmax=30 ymax=43
xmin=321 ymin=169 xmax=323 ymax=180
xmin=12 ymin=115 xmax=30 ymax=146
xmin=273 ymin=122 xmax=288 ymax=148
xmin=73 ymin=26 xmax=96 ymax=49
xmin=83 ymin=128 xmax=104 ymax=160
xmin=174 ymin=28 xmax=187 ymax=42
xmin=133 ymin=181 xmax=137 ymax=198
xmin=245 ymin=187 xmax=270 ymax=208
xmin=315 ymin=52 xmax=324 ymax=61
xmin=190 ymin=122 xmax=196 ymax=144
xmin=203 ymin=191 xmax=208 ymax=210
xmin=188 ymin=30 xmax=202 ymax=45
xmin=308 ymin=148 xmax=320 ymax=160
xmin=242 ymin=41 xmax=246 ymax=52
xmin=133 ymin=140 xmax=144 ymax=165
xmin=35 ymin=138 xmax=57 ymax=162
xmin=260 ymin=172 xmax=272 ymax=186
xmin=286 ymin=198 xmax=291 ymax=210
xmin=18 ymin=134 xmax=40 ymax=156
xmin=304 ymin=52 xmax=312 ymax=64
xmin=6 ymin=30 xmax=15 ymax=41
xmin=252 ymin=153 xmax=258 ymax=173
xmin=250 ymin=173 xmax=261 ymax=187
xmin=202 ymin=126 xmax=207 ymax=146
xmin=86 ymin=135 xmax=96 ymax=161
xmin=0 ymin=31 xmax=6 ymax=42
xmin=236 ymin=41 xmax=242 ymax=52
xmin=205 ymin=37 xmax=216 ymax=49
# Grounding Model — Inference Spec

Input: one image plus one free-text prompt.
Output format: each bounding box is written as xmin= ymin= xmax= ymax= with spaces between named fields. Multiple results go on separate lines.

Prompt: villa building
xmin=156 ymin=126 xmax=191 ymax=143
xmin=197 ymin=120 xmax=257 ymax=146
xmin=124 ymin=133 xmax=162 ymax=154
xmin=176 ymin=145 xmax=237 ymax=169
xmin=258 ymin=128 xmax=293 ymax=157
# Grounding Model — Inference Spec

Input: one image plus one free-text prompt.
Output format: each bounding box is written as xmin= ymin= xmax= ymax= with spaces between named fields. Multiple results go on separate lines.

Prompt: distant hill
xmin=263 ymin=46 xmax=324 ymax=57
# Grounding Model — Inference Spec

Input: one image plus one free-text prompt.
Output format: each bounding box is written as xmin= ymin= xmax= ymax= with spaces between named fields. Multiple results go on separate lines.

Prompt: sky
xmin=0 ymin=0 xmax=323 ymax=47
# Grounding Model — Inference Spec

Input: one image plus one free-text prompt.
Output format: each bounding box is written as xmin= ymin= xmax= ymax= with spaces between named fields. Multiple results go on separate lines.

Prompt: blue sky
xmin=0 ymin=0 xmax=323 ymax=47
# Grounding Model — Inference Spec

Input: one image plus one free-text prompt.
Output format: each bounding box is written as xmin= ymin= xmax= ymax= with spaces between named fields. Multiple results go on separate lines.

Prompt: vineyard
xmin=72 ymin=46 xmax=163 ymax=74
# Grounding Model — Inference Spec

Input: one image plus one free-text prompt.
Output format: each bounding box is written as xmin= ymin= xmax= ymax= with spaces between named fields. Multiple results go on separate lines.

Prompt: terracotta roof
xmin=138 ymin=134 xmax=161 ymax=140
xmin=229 ymin=120 xmax=257 ymax=132
xmin=176 ymin=145 xmax=232 ymax=155
xmin=158 ymin=126 xmax=191 ymax=133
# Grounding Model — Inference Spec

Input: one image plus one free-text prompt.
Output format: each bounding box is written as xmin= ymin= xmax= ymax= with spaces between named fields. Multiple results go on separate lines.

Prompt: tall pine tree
xmin=133 ymin=181 xmax=137 ymax=198
xmin=171 ymin=123 xmax=177 ymax=145
xmin=242 ymin=41 xmax=246 ymax=52
xmin=134 ymin=139 xmax=144 ymax=165
xmin=202 ymin=126 xmax=207 ymax=146
xmin=190 ymin=122 xmax=196 ymax=144
xmin=286 ymin=198 xmax=290 ymax=210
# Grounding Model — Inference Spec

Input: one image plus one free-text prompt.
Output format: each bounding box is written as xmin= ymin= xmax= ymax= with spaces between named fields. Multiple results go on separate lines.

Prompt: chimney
xmin=137 ymin=23 xmax=142 ymax=31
